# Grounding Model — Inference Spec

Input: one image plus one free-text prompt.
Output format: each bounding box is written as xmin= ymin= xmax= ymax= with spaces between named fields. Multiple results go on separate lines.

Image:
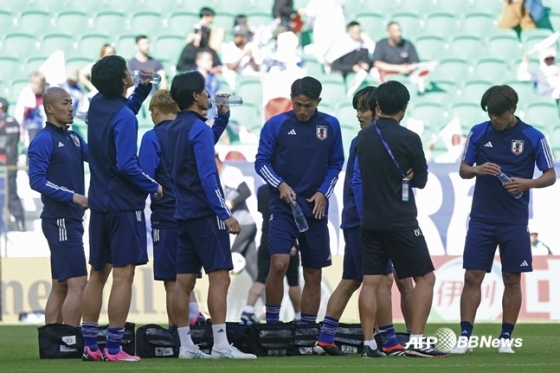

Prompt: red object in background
xmin=224 ymin=150 xmax=247 ymax=161
xmin=290 ymin=14 xmax=304 ymax=34
xmin=264 ymin=97 xmax=293 ymax=121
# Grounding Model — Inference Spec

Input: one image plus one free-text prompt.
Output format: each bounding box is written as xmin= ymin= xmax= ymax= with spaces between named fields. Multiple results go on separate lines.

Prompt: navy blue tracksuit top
xmin=87 ymin=84 xmax=158 ymax=212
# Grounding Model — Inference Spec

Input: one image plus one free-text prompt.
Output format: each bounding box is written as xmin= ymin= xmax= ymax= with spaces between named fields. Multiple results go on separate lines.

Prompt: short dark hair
xmin=481 ymin=85 xmax=518 ymax=115
xmin=234 ymin=14 xmax=248 ymax=27
xmin=291 ymin=76 xmax=322 ymax=100
xmin=200 ymin=7 xmax=215 ymax=18
xmin=0 ymin=97 xmax=8 ymax=112
xmin=91 ymin=55 xmax=127 ymax=99
xmin=387 ymin=21 xmax=399 ymax=29
xmin=375 ymin=81 xmax=410 ymax=115
xmin=170 ymin=71 xmax=206 ymax=111
xmin=352 ymin=86 xmax=377 ymax=111
xmin=135 ymin=35 xmax=148 ymax=44
xmin=347 ymin=21 xmax=360 ymax=30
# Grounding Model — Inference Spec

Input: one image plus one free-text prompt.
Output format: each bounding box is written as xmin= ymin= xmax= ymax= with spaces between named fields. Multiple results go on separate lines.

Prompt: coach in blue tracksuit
xmin=255 ymin=76 xmax=344 ymax=324
xmin=28 ymin=87 xmax=88 ymax=328
xmin=80 ymin=56 xmax=162 ymax=362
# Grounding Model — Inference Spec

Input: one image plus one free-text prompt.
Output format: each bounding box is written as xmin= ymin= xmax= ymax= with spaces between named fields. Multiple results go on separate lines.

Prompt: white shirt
xmin=222 ymin=41 xmax=263 ymax=75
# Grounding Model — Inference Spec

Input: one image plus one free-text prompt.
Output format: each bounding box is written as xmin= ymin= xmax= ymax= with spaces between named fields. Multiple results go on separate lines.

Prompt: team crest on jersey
xmin=511 ymin=139 xmax=524 ymax=155
xmin=316 ymin=125 xmax=328 ymax=140
xmin=69 ymin=133 xmax=80 ymax=147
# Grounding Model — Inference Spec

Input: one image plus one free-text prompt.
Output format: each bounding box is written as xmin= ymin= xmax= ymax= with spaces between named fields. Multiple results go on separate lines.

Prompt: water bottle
xmin=131 ymin=70 xmax=162 ymax=84
xmin=73 ymin=111 xmax=88 ymax=122
xmin=291 ymin=199 xmax=308 ymax=232
xmin=210 ymin=95 xmax=244 ymax=106
xmin=496 ymin=172 xmax=523 ymax=199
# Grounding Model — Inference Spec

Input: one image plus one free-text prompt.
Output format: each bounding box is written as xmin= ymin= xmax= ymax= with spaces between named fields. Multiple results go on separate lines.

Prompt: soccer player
xmin=80 ymin=56 xmax=162 ymax=362
xmin=28 ymin=87 xmax=88 ymax=327
xmin=167 ymin=71 xmax=256 ymax=359
xmin=451 ymin=85 xmax=555 ymax=354
xmin=255 ymin=76 xmax=344 ymax=324
xmin=353 ymin=81 xmax=447 ymax=358
xmin=138 ymin=89 xmax=232 ymax=330
xmin=316 ymin=86 xmax=412 ymax=357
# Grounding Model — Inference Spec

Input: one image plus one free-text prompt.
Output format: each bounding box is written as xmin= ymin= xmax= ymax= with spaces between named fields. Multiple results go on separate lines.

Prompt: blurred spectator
xmin=222 ymin=25 xmax=262 ymax=88
xmin=273 ymin=0 xmax=295 ymax=28
xmin=327 ymin=21 xmax=375 ymax=77
xmin=498 ymin=0 xmax=545 ymax=30
xmin=0 ymin=97 xmax=25 ymax=231
xmin=195 ymin=49 xmax=220 ymax=119
xmin=176 ymin=7 xmax=222 ymax=72
xmin=261 ymin=31 xmax=305 ymax=74
xmin=15 ymin=71 xmax=47 ymax=145
xmin=372 ymin=22 xmax=419 ymax=81
xmin=300 ymin=0 xmax=346 ymax=60
xmin=234 ymin=14 xmax=255 ymax=41
xmin=59 ymin=66 xmax=89 ymax=114
xmin=128 ymin=35 xmax=168 ymax=92
xmin=530 ymin=230 xmax=553 ymax=255
xmin=79 ymin=44 xmax=115 ymax=94
xmin=517 ymin=49 xmax=560 ymax=100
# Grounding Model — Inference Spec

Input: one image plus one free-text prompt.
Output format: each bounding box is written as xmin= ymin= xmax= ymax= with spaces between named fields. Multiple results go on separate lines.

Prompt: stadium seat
xmin=502 ymin=80 xmax=537 ymax=103
xmin=319 ymin=102 xmax=336 ymax=117
xmin=421 ymin=79 xmax=459 ymax=102
xmin=236 ymin=79 xmax=263 ymax=107
xmin=461 ymin=12 xmax=497 ymax=37
xmin=78 ymin=33 xmax=111 ymax=60
xmin=24 ymin=55 xmax=49 ymax=75
xmin=8 ymin=78 xmax=28 ymax=100
xmin=384 ymin=74 xmax=417 ymax=95
xmin=115 ymin=34 xmax=138 ymax=61
xmin=244 ymin=0 xmax=274 ymax=14
xmin=341 ymin=125 xmax=357 ymax=154
xmin=523 ymin=100 xmax=560 ymax=131
xmin=355 ymin=13 xmax=388 ymax=42
xmin=302 ymin=54 xmax=324 ymax=78
xmin=229 ymin=103 xmax=261 ymax=129
xmin=521 ymin=29 xmax=555 ymax=53
xmin=139 ymin=0 xmax=183 ymax=14
xmin=390 ymin=12 xmax=423 ymax=36
xmin=0 ymin=10 xmax=15 ymax=31
xmin=3 ymin=32 xmax=39 ymax=58
xmin=424 ymin=11 xmax=459 ymax=38
xmin=410 ymin=102 xmax=447 ymax=129
xmin=168 ymin=11 xmax=199 ymax=35
xmin=130 ymin=11 xmax=163 ymax=36
xmin=56 ymin=10 xmax=92 ymax=35
xmin=449 ymin=101 xmax=486 ymax=128
xmin=94 ymin=11 xmax=128 ymax=38
xmin=470 ymin=0 xmax=503 ymax=15
xmin=549 ymin=12 xmax=560 ymax=31
xmin=69 ymin=0 xmax=109 ymax=13
xmin=434 ymin=0 xmax=472 ymax=15
xmin=212 ymin=13 xmax=235 ymax=32
xmin=42 ymin=33 xmax=75 ymax=55
xmin=154 ymin=34 xmax=185 ymax=64
xmin=551 ymin=125 xmax=560 ymax=149
xmin=337 ymin=102 xmax=358 ymax=128
xmin=509 ymin=57 xmax=539 ymax=76
xmin=473 ymin=57 xmax=510 ymax=84
xmin=31 ymin=0 xmax=74 ymax=13
xmin=448 ymin=34 xmax=485 ymax=60
xmin=0 ymin=57 xmax=21 ymax=83
xmin=0 ymin=0 xmax=25 ymax=12
xmin=432 ymin=57 xmax=471 ymax=83
xmin=414 ymin=34 xmax=447 ymax=62
xmin=398 ymin=0 xmax=436 ymax=13
xmin=18 ymin=9 xmax=54 ymax=34
xmin=66 ymin=55 xmax=94 ymax=69
xmin=486 ymin=33 xmax=521 ymax=58
xmin=461 ymin=79 xmax=492 ymax=102
xmin=247 ymin=12 xmax=272 ymax=28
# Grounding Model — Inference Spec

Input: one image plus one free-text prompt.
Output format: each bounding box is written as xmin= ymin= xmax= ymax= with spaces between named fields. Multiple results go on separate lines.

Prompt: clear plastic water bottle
xmin=131 ymin=70 xmax=162 ymax=84
xmin=496 ymin=172 xmax=523 ymax=199
xmin=211 ymin=95 xmax=244 ymax=106
xmin=73 ymin=111 xmax=88 ymax=122
xmin=291 ymin=199 xmax=308 ymax=232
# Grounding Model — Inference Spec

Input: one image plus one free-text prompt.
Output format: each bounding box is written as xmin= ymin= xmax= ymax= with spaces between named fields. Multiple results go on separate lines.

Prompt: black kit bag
xmin=135 ymin=324 xmax=179 ymax=358
xmin=334 ymin=323 xmax=363 ymax=354
xmin=226 ymin=322 xmax=252 ymax=353
xmin=97 ymin=322 xmax=136 ymax=355
xmin=291 ymin=323 xmax=320 ymax=355
xmin=249 ymin=323 xmax=295 ymax=357
xmin=37 ymin=323 xmax=83 ymax=359
xmin=190 ymin=322 xmax=214 ymax=354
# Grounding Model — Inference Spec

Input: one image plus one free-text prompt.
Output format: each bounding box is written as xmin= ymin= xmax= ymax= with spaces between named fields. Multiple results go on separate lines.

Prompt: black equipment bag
xmin=249 ymin=322 xmax=295 ymax=356
xmin=38 ymin=323 xmax=83 ymax=359
xmin=291 ymin=323 xmax=320 ymax=355
xmin=135 ymin=324 xmax=179 ymax=358
xmin=97 ymin=322 xmax=136 ymax=355
xmin=334 ymin=323 xmax=363 ymax=354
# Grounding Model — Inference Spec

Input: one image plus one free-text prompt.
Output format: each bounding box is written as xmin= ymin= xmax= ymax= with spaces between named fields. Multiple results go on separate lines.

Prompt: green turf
xmin=0 ymin=323 xmax=558 ymax=373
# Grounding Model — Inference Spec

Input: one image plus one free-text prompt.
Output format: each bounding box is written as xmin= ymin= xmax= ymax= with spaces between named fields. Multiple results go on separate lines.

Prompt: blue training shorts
xmin=463 ymin=218 xmax=532 ymax=273
xmin=42 ymin=218 xmax=87 ymax=282
xmin=152 ymin=226 xmax=177 ymax=281
xmin=89 ymin=210 xmax=148 ymax=270
xmin=343 ymin=227 xmax=393 ymax=280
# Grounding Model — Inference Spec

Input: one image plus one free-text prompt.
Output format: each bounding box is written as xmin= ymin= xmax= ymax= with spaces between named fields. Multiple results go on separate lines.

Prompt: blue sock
xmin=406 ymin=328 xmax=412 ymax=335
xmin=106 ymin=327 xmax=125 ymax=355
xmin=318 ymin=316 xmax=338 ymax=344
xmin=460 ymin=321 xmax=474 ymax=339
xmin=379 ymin=324 xmax=399 ymax=348
xmin=499 ymin=323 xmax=514 ymax=339
xmin=300 ymin=313 xmax=317 ymax=324
xmin=82 ymin=322 xmax=99 ymax=350
xmin=265 ymin=304 xmax=281 ymax=323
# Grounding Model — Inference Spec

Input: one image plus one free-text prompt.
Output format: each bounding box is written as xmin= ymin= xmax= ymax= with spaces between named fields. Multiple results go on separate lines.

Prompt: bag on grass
xmin=190 ymin=322 xmax=214 ymax=354
xmin=249 ymin=323 xmax=295 ymax=356
xmin=97 ymin=322 xmax=136 ymax=355
xmin=334 ymin=323 xmax=363 ymax=354
xmin=38 ymin=323 xmax=83 ymax=359
xmin=135 ymin=324 xmax=179 ymax=358
xmin=291 ymin=323 xmax=320 ymax=355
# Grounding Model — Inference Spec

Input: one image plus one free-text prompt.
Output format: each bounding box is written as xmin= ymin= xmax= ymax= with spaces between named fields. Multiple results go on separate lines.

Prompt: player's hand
xmin=72 ymin=193 xmax=88 ymax=210
xmin=154 ymin=185 xmax=163 ymax=200
xmin=307 ymin=191 xmax=327 ymax=219
xmin=215 ymin=93 xmax=231 ymax=115
xmin=278 ymin=182 xmax=296 ymax=205
xmin=225 ymin=217 xmax=241 ymax=235
xmin=290 ymin=246 xmax=297 ymax=256
xmin=138 ymin=68 xmax=154 ymax=86
xmin=504 ymin=177 xmax=531 ymax=195
xmin=406 ymin=168 xmax=414 ymax=180
xmin=474 ymin=162 xmax=500 ymax=176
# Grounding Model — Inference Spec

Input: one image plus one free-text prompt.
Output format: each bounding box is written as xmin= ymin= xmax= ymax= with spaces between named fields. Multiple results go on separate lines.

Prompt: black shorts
xmin=256 ymin=242 xmax=300 ymax=287
xmin=360 ymin=227 xmax=434 ymax=279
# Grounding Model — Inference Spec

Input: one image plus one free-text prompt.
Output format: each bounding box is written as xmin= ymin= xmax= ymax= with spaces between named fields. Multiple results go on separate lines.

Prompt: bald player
xmin=28 ymin=87 xmax=89 ymax=327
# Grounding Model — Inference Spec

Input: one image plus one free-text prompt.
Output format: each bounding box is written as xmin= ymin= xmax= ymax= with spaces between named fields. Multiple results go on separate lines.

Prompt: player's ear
xmin=316 ymin=97 xmax=322 ymax=105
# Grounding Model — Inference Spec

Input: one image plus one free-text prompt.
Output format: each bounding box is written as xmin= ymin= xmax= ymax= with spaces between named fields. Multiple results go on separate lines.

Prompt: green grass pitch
xmin=1 ymin=323 xmax=558 ymax=373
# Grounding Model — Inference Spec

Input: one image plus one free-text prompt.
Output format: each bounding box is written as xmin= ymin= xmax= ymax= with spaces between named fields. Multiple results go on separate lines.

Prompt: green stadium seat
xmin=0 ymin=57 xmax=21 ymax=83
xmin=414 ymin=34 xmax=446 ymax=62
xmin=31 ymin=0 xmax=73 ymax=13
xmin=140 ymin=0 xmax=183 ymax=13
xmin=521 ymin=29 xmax=555 ymax=53
xmin=461 ymin=12 xmax=497 ymax=37
xmin=236 ymin=78 xmax=263 ymax=107
xmin=449 ymin=101 xmax=486 ymax=128
xmin=247 ymin=12 xmax=272 ymax=28
xmin=18 ymin=9 xmax=54 ymax=35
xmin=435 ymin=0 xmax=472 ymax=15
xmin=549 ymin=12 xmax=560 ymax=31
xmin=470 ymin=0 xmax=503 ymax=15
xmin=71 ymin=122 xmax=87 ymax=142
xmin=354 ymin=13 xmax=387 ymax=40
xmin=56 ymin=10 xmax=91 ymax=35
xmin=337 ymin=102 xmax=358 ymax=128
xmin=94 ymin=11 xmax=128 ymax=38
xmin=347 ymin=0 xmax=397 ymax=17
xmin=42 ymin=33 xmax=75 ymax=55
xmin=244 ymin=0 xmax=274 ymax=14
xmin=104 ymin=0 xmax=136 ymax=13
xmin=398 ymin=0 xmax=436 ymax=13
xmin=115 ymin=34 xmax=138 ymax=61
xmin=319 ymin=102 xmax=336 ymax=117
xmin=3 ymin=32 xmax=39 ymax=58
xmin=68 ymin=0 xmax=109 ymax=13
xmin=473 ymin=57 xmax=510 ymax=84
xmin=551 ymin=126 xmax=560 ymax=149
xmin=424 ymin=11 xmax=459 ymax=38
xmin=0 ymin=10 xmax=15 ymax=30
xmin=302 ymin=54 xmax=324 ymax=78
xmin=523 ymin=100 xmax=560 ymax=131
xmin=410 ymin=102 xmax=447 ymax=128
xmin=509 ymin=57 xmax=539 ymax=75
xmin=154 ymin=34 xmax=185 ymax=64
xmin=432 ymin=57 xmax=471 ymax=83
xmin=448 ymin=34 xmax=485 ymax=60
xmin=24 ymin=55 xmax=49 ymax=75
xmin=78 ymin=33 xmax=111 ymax=60
xmin=461 ymin=79 xmax=492 ymax=102
xmin=384 ymin=73 xmax=417 ymax=95
xmin=213 ymin=13 xmax=235 ymax=31
xmin=0 ymin=0 xmax=26 ymax=12
xmin=229 ymin=103 xmax=261 ymax=129
xmin=66 ymin=55 xmax=94 ymax=69
xmin=502 ymin=80 xmax=537 ymax=103
xmin=421 ymin=78 xmax=458 ymax=102
xmin=130 ymin=11 xmax=163 ymax=36
xmin=390 ymin=12 xmax=423 ymax=36
xmin=215 ymin=74 xmax=232 ymax=93
xmin=340 ymin=125 xmax=357 ymax=154
xmin=486 ymin=33 xmax=521 ymax=58
xmin=8 ymin=78 xmax=28 ymax=99
xmin=168 ymin=11 xmax=199 ymax=35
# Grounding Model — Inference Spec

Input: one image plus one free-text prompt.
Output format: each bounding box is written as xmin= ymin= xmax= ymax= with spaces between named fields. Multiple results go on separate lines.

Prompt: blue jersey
xmin=87 ymin=84 xmax=158 ymax=212
xmin=166 ymin=110 xmax=232 ymax=221
xmin=138 ymin=114 xmax=230 ymax=228
xmin=254 ymin=110 xmax=344 ymax=217
xmin=463 ymin=118 xmax=554 ymax=224
xmin=341 ymin=137 xmax=360 ymax=229
xmin=28 ymin=122 xmax=88 ymax=220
